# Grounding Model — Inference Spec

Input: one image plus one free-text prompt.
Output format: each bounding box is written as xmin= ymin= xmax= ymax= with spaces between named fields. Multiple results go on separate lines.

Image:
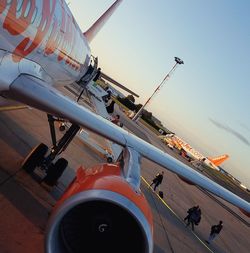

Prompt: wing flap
xmin=8 ymin=74 xmax=250 ymax=215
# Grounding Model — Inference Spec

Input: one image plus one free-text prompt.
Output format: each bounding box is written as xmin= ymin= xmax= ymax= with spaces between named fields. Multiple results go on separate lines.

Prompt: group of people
xmin=184 ymin=205 xmax=201 ymax=230
xmin=102 ymin=88 xmax=123 ymax=128
xmin=184 ymin=205 xmax=223 ymax=244
xmin=101 ymin=86 xmax=124 ymax=128
xmin=150 ymin=172 xmax=223 ymax=245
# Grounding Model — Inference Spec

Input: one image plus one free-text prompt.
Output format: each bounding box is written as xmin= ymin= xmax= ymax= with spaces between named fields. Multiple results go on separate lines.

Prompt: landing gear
xmin=22 ymin=114 xmax=80 ymax=186
xmin=107 ymin=156 xmax=113 ymax=163
xmin=43 ymin=158 xmax=68 ymax=186
xmin=21 ymin=143 xmax=48 ymax=173
xmin=59 ymin=122 xmax=66 ymax=132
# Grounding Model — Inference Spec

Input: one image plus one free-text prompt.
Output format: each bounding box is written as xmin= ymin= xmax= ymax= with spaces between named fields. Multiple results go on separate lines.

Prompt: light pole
xmin=132 ymin=57 xmax=184 ymax=121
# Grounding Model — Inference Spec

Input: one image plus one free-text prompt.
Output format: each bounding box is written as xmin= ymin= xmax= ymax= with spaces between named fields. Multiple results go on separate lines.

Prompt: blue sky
xmin=69 ymin=0 xmax=250 ymax=188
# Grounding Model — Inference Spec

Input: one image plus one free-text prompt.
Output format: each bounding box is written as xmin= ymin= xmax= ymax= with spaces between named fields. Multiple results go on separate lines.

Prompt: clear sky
xmin=68 ymin=0 xmax=250 ymax=188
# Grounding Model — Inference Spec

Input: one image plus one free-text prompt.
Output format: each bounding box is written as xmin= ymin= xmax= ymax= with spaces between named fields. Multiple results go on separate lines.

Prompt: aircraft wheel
xmin=21 ymin=143 xmax=48 ymax=173
xmin=107 ymin=157 xmax=113 ymax=163
xmin=43 ymin=158 xmax=68 ymax=186
xmin=59 ymin=123 xmax=66 ymax=132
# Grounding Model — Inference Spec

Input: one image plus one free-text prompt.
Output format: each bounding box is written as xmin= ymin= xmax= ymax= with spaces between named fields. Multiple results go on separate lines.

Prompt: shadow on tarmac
xmin=0 ymin=113 xmax=39 ymax=157
xmin=0 ymin=173 xmax=50 ymax=230
xmin=153 ymin=243 xmax=166 ymax=253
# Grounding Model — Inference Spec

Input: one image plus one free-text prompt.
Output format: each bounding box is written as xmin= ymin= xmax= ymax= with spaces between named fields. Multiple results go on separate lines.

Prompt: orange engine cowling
xmin=45 ymin=163 xmax=153 ymax=253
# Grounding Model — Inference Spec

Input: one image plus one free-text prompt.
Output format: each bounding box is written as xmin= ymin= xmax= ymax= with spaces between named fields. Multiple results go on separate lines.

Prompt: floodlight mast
xmin=132 ymin=57 xmax=184 ymax=121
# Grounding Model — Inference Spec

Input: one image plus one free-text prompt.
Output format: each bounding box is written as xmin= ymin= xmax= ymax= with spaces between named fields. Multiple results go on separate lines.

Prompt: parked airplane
xmin=207 ymin=154 xmax=229 ymax=167
xmin=0 ymin=1 xmax=249 ymax=253
xmin=201 ymin=154 xmax=229 ymax=171
xmin=161 ymin=135 xmax=229 ymax=170
xmin=180 ymin=146 xmax=229 ymax=171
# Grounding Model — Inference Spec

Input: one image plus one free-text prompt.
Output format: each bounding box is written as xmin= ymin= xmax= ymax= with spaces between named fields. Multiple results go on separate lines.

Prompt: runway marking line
xmin=141 ymin=176 xmax=215 ymax=253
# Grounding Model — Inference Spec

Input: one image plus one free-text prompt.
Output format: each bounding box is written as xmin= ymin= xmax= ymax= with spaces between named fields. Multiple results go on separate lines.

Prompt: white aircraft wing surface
xmin=85 ymin=82 xmax=123 ymax=161
xmin=8 ymin=74 xmax=250 ymax=215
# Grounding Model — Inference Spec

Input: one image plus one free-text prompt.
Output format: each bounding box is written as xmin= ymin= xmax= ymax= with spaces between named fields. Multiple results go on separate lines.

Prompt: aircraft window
xmin=31 ymin=7 xmax=37 ymax=24
xmin=42 ymin=19 xmax=47 ymax=31
xmin=17 ymin=0 xmax=24 ymax=13
xmin=34 ymin=9 xmax=42 ymax=27
xmin=58 ymin=12 xmax=66 ymax=33
xmin=63 ymin=12 xmax=71 ymax=33
xmin=50 ymin=0 xmax=53 ymax=10
xmin=60 ymin=18 xmax=65 ymax=33
xmin=24 ymin=0 xmax=31 ymax=18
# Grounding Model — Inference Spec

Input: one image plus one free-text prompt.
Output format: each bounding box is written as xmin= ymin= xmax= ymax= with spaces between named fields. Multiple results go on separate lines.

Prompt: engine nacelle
xmin=45 ymin=163 xmax=153 ymax=253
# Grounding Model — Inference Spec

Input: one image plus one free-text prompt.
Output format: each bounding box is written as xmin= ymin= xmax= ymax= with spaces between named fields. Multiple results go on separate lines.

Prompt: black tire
xmin=107 ymin=157 xmax=113 ymax=163
xmin=59 ymin=124 xmax=66 ymax=131
xmin=43 ymin=158 xmax=68 ymax=186
xmin=21 ymin=143 xmax=48 ymax=173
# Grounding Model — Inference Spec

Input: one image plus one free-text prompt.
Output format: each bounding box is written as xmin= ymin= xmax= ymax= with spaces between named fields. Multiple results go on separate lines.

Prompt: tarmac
xmin=0 ymin=85 xmax=249 ymax=253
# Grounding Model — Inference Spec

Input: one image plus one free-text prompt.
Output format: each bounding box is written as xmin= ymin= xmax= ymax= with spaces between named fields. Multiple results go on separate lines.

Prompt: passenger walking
xmin=185 ymin=205 xmax=201 ymax=231
xmin=93 ymin=67 xmax=101 ymax=82
xmin=150 ymin=171 xmax=164 ymax=191
xmin=111 ymin=114 xmax=120 ymax=125
xmin=205 ymin=221 xmax=223 ymax=244
xmin=106 ymin=100 xmax=115 ymax=114
xmin=184 ymin=205 xmax=199 ymax=222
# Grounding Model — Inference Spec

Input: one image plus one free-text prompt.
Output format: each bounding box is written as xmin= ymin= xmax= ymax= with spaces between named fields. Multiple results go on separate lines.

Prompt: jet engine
xmin=45 ymin=163 xmax=153 ymax=253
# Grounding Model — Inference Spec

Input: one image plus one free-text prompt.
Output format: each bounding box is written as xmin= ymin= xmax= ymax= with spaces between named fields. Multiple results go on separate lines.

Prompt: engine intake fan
xmin=46 ymin=190 xmax=153 ymax=253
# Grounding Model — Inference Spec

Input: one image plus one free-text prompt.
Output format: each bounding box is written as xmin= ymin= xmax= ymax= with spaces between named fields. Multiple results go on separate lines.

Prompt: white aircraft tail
xmin=84 ymin=0 xmax=123 ymax=43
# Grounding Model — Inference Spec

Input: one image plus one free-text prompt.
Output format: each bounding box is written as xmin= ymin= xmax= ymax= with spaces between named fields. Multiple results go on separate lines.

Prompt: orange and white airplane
xmin=207 ymin=154 xmax=229 ymax=166
xmin=0 ymin=1 xmax=249 ymax=253
xmin=180 ymin=145 xmax=229 ymax=171
xmin=202 ymin=154 xmax=229 ymax=170
xmin=163 ymin=135 xmax=229 ymax=170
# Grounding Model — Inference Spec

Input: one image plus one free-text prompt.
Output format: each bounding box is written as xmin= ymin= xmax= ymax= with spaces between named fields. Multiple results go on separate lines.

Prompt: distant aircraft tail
xmin=208 ymin=154 xmax=229 ymax=166
xmin=84 ymin=0 xmax=123 ymax=43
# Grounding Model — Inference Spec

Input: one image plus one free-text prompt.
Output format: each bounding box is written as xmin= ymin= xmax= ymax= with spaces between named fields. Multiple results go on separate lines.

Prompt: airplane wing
xmin=82 ymin=81 xmax=123 ymax=162
xmin=7 ymin=74 xmax=250 ymax=215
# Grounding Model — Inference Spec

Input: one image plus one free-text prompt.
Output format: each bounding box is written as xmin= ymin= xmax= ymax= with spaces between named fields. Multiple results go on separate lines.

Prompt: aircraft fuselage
xmin=0 ymin=0 xmax=90 ymax=88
